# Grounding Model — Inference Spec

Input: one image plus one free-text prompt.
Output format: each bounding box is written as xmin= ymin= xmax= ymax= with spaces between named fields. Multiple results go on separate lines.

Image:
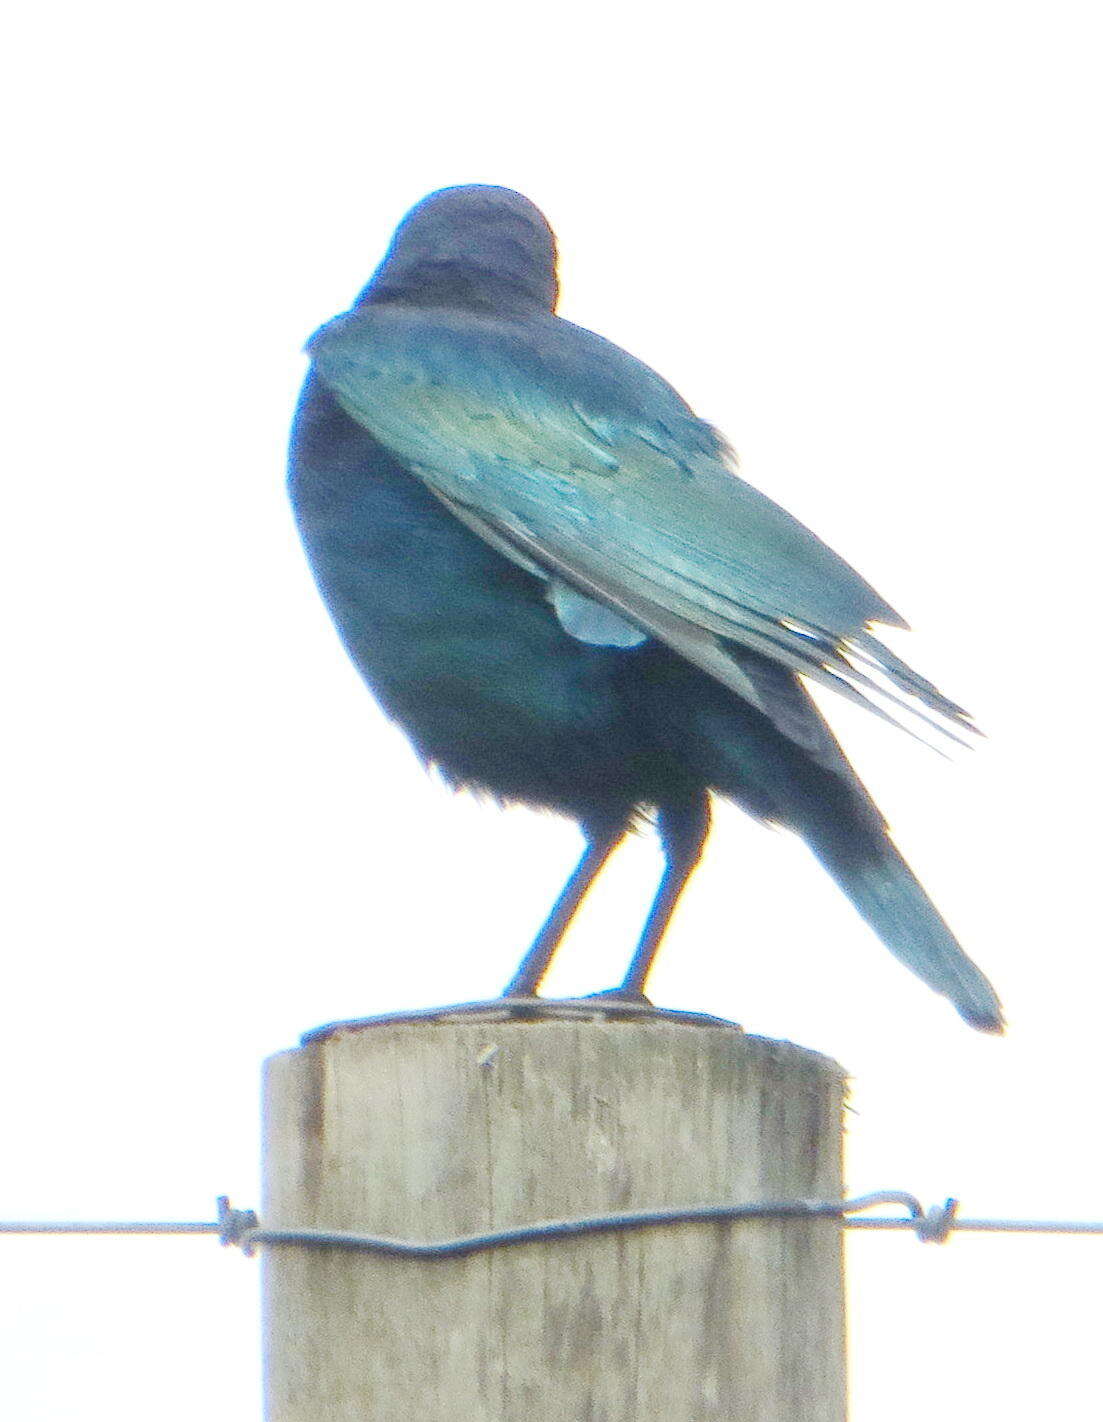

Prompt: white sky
xmin=3 ymin=2 xmax=1101 ymax=1417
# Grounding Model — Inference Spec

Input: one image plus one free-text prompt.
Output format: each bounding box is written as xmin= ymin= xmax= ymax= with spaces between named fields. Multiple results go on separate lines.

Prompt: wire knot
xmin=217 ymin=1196 xmax=259 ymax=1254
xmin=914 ymin=1197 xmax=959 ymax=1244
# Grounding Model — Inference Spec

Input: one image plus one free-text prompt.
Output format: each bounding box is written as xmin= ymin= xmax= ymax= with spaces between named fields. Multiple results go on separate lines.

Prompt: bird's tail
xmin=795 ymin=798 xmax=1003 ymax=1032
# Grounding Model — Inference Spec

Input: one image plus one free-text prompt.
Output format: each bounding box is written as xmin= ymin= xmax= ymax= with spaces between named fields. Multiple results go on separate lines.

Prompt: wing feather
xmin=308 ymin=304 xmax=974 ymax=745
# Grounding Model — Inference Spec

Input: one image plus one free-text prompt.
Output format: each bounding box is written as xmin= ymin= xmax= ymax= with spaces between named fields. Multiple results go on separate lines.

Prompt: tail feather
xmin=648 ymin=651 xmax=1002 ymax=1030
xmin=803 ymin=813 xmax=1003 ymax=1032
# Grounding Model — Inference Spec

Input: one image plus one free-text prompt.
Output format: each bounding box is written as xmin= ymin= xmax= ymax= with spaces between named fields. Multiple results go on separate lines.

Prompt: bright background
xmin=3 ymin=2 xmax=1101 ymax=1417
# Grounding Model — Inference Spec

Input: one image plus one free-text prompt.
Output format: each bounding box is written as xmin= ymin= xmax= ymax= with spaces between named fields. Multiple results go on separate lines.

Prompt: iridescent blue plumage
xmin=289 ymin=184 xmax=1001 ymax=1030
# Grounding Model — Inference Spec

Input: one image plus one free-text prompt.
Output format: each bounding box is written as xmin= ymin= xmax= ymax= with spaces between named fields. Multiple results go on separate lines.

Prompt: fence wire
xmin=3 ymin=1193 xmax=1102 ymax=1258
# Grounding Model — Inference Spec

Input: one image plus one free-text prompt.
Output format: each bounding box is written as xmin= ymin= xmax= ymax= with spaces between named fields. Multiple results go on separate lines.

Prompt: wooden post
xmin=262 ymin=1004 xmax=846 ymax=1421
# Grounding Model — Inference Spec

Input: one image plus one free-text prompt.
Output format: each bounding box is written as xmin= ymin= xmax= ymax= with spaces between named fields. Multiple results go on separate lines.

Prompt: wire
xmin=3 ymin=1193 xmax=1102 ymax=1256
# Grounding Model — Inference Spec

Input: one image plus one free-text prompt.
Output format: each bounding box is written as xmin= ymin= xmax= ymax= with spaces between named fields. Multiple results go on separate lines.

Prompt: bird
xmin=288 ymin=183 xmax=1002 ymax=1032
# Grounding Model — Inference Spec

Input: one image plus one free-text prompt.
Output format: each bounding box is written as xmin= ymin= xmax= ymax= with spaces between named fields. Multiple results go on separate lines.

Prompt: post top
xmin=300 ymin=996 xmax=741 ymax=1046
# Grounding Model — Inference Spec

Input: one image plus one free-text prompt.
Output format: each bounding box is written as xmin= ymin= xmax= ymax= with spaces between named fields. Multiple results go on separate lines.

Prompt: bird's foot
xmin=582 ymin=987 xmax=653 ymax=1006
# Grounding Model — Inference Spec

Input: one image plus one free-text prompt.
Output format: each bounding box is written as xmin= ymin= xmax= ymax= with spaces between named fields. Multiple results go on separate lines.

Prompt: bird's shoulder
xmin=307 ymin=302 xmax=722 ymax=469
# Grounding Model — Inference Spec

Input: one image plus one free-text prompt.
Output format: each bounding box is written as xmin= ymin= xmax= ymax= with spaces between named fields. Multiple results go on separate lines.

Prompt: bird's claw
xmin=582 ymin=987 xmax=654 ymax=1006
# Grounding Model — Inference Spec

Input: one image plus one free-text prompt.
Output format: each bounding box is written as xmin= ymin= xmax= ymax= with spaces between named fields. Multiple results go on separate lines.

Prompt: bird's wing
xmin=308 ymin=304 xmax=974 ymax=742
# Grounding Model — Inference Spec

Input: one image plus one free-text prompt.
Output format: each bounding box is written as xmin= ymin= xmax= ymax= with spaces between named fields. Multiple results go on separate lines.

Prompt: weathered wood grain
xmin=263 ymin=1010 xmax=845 ymax=1421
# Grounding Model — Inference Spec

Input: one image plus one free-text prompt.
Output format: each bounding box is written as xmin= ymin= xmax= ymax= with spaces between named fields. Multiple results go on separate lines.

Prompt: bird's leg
xmin=615 ymin=791 xmax=711 ymax=999
xmin=501 ymin=815 xmax=629 ymax=998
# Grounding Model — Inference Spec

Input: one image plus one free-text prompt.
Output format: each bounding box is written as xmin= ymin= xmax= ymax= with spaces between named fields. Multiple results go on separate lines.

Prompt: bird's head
xmin=359 ymin=185 xmax=559 ymax=316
